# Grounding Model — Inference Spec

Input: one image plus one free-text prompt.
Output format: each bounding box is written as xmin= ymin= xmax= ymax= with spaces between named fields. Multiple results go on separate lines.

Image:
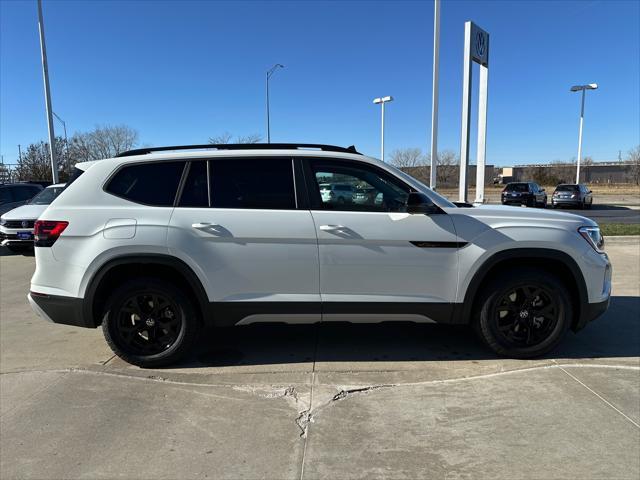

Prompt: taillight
xmin=34 ymin=220 xmax=68 ymax=247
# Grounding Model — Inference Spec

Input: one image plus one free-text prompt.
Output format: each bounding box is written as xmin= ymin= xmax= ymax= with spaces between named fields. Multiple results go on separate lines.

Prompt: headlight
xmin=0 ymin=217 xmax=6 ymax=226
xmin=579 ymin=226 xmax=605 ymax=253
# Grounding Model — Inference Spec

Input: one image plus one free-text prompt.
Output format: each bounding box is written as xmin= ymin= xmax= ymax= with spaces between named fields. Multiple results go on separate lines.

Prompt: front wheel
xmin=102 ymin=278 xmax=199 ymax=367
xmin=474 ymin=268 xmax=572 ymax=358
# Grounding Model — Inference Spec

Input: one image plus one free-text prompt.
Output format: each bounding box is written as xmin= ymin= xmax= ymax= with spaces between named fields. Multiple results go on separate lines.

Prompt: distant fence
xmin=0 ymin=163 xmax=18 ymax=183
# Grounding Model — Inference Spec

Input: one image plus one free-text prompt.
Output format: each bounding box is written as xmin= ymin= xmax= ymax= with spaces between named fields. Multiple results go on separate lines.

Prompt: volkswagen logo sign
xmin=475 ymin=32 xmax=486 ymax=57
xmin=21 ymin=220 xmax=29 ymax=228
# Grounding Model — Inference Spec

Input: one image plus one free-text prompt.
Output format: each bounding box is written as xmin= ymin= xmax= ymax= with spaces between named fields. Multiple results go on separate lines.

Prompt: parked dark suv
xmin=552 ymin=184 xmax=593 ymax=209
xmin=0 ymin=183 xmax=43 ymax=216
xmin=501 ymin=182 xmax=547 ymax=208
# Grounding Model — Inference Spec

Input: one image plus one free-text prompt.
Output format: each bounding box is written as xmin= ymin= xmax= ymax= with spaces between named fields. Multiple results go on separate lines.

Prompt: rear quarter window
xmin=105 ymin=161 xmax=186 ymax=206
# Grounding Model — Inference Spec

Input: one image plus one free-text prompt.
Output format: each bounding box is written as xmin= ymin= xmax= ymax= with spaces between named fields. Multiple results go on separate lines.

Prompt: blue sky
xmin=1 ymin=0 xmax=639 ymax=166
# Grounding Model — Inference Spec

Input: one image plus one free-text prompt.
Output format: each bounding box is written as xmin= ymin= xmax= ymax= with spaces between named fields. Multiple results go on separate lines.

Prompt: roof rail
xmin=116 ymin=143 xmax=361 ymax=158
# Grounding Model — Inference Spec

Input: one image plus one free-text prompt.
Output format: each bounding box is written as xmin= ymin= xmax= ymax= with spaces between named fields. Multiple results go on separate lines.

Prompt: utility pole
xmin=429 ymin=0 xmax=440 ymax=190
xmin=37 ymin=0 xmax=58 ymax=183
xmin=18 ymin=144 xmax=22 ymax=162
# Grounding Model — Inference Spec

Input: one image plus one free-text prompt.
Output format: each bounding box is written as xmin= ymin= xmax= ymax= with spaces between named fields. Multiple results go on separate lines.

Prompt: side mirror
xmin=588 ymin=190 xmax=593 ymax=194
xmin=540 ymin=188 xmax=546 ymax=192
xmin=406 ymin=192 xmax=442 ymax=215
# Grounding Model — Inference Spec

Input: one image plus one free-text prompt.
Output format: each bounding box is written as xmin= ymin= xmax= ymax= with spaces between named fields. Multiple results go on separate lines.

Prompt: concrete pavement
xmin=1 ymin=240 xmax=639 ymax=479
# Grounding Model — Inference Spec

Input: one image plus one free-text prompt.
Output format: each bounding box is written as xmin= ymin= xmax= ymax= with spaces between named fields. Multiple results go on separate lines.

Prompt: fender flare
xmin=455 ymin=248 xmax=588 ymax=326
xmin=83 ymin=254 xmax=210 ymax=326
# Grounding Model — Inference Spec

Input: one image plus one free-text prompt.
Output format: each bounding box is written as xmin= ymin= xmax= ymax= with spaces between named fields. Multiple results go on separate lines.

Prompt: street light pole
xmin=266 ymin=64 xmax=284 ymax=143
xmin=429 ymin=0 xmax=440 ymax=189
xmin=373 ymin=96 xmax=394 ymax=162
xmin=53 ymin=112 xmax=69 ymax=176
xmin=37 ymin=0 xmax=58 ymax=184
xmin=571 ymin=83 xmax=597 ymax=184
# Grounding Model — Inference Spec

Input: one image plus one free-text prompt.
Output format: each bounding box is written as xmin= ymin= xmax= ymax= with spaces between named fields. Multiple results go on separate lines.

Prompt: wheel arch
xmin=458 ymin=248 xmax=588 ymax=331
xmin=84 ymin=254 xmax=210 ymax=328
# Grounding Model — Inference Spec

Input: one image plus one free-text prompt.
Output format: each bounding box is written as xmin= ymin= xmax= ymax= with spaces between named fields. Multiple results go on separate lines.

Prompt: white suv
xmin=28 ymin=144 xmax=611 ymax=367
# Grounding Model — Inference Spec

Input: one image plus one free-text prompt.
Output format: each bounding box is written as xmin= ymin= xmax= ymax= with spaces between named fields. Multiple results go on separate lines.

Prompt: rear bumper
xmin=28 ymin=292 xmax=94 ymax=328
xmin=552 ymin=199 xmax=581 ymax=207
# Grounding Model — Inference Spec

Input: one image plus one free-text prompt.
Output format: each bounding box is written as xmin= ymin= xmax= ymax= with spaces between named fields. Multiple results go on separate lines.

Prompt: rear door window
xmin=209 ymin=157 xmax=296 ymax=209
xmin=106 ymin=161 xmax=186 ymax=206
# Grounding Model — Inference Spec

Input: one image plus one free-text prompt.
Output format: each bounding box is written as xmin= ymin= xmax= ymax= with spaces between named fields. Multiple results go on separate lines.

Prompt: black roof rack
xmin=116 ymin=143 xmax=361 ymax=158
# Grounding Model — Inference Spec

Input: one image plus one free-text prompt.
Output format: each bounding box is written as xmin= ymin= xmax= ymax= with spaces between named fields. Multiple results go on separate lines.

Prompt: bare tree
xmin=627 ymin=145 xmax=640 ymax=185
xmin=389 ymin=148 xmax=425 ymax=169
xmin=15 ymin=137 xmax=67 ymax=182
xmin=237 ymin=133 xmax=262 ymax=144
xmin=69 ymin=125 xmax=138 ymax=162
xmin=209 ymin=132 xmax=233 ymax=144
xmin=209 ymin=133 xmax=263 ymax=144
xmin=436 ymin=150 xmax=459 ymax=186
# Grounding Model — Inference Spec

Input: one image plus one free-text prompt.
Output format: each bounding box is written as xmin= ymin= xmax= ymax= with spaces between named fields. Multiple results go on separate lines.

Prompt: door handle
xmin=192 ymin=222 xmax=218 ymax=229
xmin=319 ymin=224 xmax=345 ymax=232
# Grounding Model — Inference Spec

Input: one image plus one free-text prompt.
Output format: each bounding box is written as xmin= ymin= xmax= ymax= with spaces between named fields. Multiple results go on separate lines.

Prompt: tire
xmin=102 ymin=278 xmax=200 ymax=368
xmin=473 ymin=268 xmax=572 ymax=358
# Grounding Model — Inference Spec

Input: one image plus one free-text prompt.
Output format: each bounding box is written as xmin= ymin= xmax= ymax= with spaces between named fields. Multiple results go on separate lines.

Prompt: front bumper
xmin=0 ymin=226 xmax=35 ymax=246
xmin=28 ymin=292 xmax=94 ymax=328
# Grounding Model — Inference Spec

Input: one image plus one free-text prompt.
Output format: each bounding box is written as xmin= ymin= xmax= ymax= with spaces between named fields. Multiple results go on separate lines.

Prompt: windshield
xmin=29 ymin=186 xmax=65 ymax=205
xmin=555 ymin=185 xmax=579 ymax=192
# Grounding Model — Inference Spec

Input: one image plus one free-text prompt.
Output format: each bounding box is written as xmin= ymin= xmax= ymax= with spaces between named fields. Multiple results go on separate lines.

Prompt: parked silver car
xmin=552 ymin=184 xmax=593 ymax=209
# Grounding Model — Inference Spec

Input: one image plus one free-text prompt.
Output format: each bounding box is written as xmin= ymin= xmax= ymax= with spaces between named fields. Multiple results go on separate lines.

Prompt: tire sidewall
xmin=102 ymin=278 xmax=198 ymax=367
xmin=477 ymin=272 xmax=572 ymax=358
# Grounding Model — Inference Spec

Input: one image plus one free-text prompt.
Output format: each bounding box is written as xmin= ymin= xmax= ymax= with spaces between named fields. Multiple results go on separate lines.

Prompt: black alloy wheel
xmin=114 ymin=292 xmax=182 ymax=356
xmin=491 ymin=285 xmax=559 ymax=348
xmin=474 ymin=268 xmax=572 ymax=358
xmin=102 ymin=278 xmax=199 ymax=367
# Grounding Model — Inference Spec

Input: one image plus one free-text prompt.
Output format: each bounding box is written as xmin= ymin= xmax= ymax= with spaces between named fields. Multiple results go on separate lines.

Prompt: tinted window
xmin=106 ymin=162 xmax=185 ymax=206
xmin=13 ymin=186 xmax=41 ymax=202
xmin=0 ymin=188 xmax=13 ymax=205
xmin=179 ymin=161 xmax=209 ymax=207
xmin=556 ymin=185 xmax=579 ymax=192
xmin=505 ymin=183 xmax=529 ymax=192
xmin=311 ymin=160 xmax=409 ymax=212
xmin=210 ymin=158 xmax=295 ymax=209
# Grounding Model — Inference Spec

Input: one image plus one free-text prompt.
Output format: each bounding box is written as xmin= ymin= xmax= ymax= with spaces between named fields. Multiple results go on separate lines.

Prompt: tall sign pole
xmin=429 ymin=0 xmax=440 ymax=190
xmin=37 ymin=0 xmax=58 ymax=183
xmin=459 ymin=21 xmax=489 ymax=203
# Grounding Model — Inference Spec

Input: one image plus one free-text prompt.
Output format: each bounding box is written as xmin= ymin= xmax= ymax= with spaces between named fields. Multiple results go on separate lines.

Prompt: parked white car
xmin=28 ymin=144 xmax=610 ymax=367
xmin=0 ymin=184 xmax=65 ymax=251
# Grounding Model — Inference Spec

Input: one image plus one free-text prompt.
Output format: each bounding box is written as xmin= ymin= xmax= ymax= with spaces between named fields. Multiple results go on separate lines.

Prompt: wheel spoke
xmin=114 ymin=292 xmax=182 ymax=356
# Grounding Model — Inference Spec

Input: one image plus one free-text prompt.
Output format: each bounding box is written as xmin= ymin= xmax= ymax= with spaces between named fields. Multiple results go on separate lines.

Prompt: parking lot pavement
xmin=1 ymin=240 xmax=639 ymax=479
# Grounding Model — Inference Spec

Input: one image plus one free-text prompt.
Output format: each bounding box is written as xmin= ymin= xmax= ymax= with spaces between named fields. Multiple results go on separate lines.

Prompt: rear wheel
xmin=474 ymin=268 xmax=572 ymax=358
xmin=102 ymin=278 xmax=199 ymax=367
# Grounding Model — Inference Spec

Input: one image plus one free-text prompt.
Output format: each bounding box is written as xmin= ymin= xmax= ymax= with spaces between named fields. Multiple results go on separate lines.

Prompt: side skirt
xmin=209 ymin=302 xmax=462 ymax=327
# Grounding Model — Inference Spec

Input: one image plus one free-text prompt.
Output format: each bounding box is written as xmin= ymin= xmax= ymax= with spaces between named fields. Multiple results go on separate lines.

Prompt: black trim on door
xmin=410 ymin=241 xmax=468 ymax=249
